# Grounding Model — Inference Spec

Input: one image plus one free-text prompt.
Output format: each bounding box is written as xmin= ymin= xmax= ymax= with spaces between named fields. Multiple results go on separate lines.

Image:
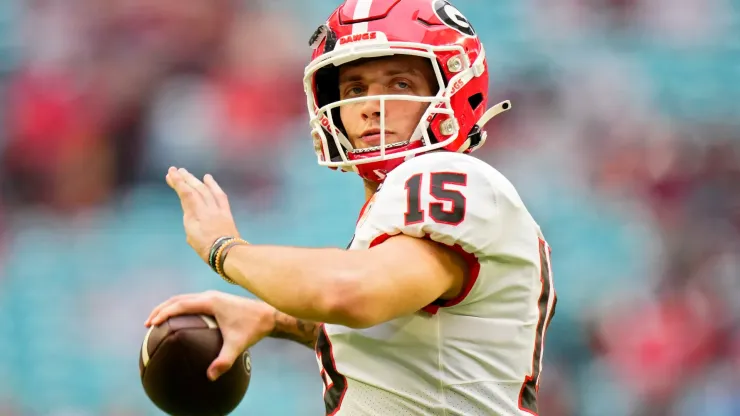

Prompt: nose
xmin=361 ymin=84 xmax=384 ymax=121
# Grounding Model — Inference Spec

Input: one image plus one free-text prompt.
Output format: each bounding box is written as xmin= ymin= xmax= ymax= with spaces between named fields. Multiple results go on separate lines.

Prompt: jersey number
xmin=316 ymin=327 xmax=347 ymax=415
xmin=404 ymin=172 xmax=467 ymax=226
xmin=519 ymin=238 xmax=557 ymax=415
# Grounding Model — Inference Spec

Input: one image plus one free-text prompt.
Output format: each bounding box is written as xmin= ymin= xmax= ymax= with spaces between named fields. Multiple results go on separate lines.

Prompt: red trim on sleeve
xmin=368 ymin=233 xmax=481 ymax=315
xmin=368 ymin=233 xmax=394 ymax=247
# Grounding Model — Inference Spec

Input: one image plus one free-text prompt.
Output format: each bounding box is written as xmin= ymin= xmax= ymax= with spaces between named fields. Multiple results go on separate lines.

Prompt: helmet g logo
xmin=432 ymin=0 xmax=476 ymax=37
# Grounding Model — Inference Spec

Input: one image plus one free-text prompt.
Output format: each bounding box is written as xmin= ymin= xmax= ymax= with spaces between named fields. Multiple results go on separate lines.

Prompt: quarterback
xmin=146 ymin=0 xmax=557 ymax=414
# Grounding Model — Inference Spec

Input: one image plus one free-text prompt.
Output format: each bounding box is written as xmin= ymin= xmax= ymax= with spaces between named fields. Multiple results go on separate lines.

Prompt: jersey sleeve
xmin=359 ymin=153 xmax=500 ymax=312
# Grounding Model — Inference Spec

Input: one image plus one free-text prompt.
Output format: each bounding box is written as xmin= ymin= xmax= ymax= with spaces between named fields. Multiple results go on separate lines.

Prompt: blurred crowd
xmin=0 ymin=0 xmax=738 ymax=415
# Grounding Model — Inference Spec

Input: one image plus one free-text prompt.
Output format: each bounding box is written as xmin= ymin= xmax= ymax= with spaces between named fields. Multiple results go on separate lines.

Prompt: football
xmin=139 ymin=315 xmax=251 ymax=416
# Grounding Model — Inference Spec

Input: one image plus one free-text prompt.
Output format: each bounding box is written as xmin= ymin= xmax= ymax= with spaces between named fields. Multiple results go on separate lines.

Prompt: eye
xmin=396 ymin=81 xmax=410 ymax=89
xmin=343 ymin=85 xmax=365 ymax=98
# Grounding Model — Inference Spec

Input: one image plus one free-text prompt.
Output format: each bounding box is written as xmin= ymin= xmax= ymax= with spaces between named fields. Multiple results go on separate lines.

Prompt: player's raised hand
xmin=145 ymin=291 xmax=276 ymax=380
xmin=166 ymin=167 xmax=240 ymax=263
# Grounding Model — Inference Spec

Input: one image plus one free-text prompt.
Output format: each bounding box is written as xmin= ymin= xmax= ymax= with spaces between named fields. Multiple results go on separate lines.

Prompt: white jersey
xmin=315 ymin=152 xmax=557 ymax=416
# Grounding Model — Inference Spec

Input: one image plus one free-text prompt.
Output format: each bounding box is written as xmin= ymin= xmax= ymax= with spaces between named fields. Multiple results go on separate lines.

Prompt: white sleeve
xmin=359 ymin=153 xmax=500 ymax=311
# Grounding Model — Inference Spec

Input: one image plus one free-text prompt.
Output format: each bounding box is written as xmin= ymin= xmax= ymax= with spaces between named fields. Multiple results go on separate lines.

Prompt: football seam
xmin=142 ymin=315 xmax=217 ymax=374
xmin=141 ymin=326 xmax=199 ymax=377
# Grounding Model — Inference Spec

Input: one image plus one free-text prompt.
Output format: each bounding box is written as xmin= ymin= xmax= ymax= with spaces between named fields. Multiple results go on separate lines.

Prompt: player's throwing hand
xmin=166 ymin=166 xmax=241 ymax=263
xmin=145 ymin=291 xmax=276 ymax=380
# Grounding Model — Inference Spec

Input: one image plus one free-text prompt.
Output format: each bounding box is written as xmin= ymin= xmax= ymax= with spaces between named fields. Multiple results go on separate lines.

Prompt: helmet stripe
xmin=351 ymin=0 xmax=374 ymax=34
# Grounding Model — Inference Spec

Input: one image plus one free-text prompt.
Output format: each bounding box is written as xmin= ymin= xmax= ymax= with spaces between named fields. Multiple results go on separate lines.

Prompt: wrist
xmin=258 ymin=302 xmax=278 ymax=339
xmin=222 ymin=243 xmax=249 ymax=284
xmin=208 ymin=236 xmax=248 ymax=284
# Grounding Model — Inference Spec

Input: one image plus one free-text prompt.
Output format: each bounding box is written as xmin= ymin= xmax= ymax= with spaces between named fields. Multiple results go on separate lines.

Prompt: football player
xmin=146 ymin=0 xmax=557 ymax=414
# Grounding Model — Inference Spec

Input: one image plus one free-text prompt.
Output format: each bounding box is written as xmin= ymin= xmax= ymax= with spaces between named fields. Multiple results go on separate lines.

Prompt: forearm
xmin=222 ymin=244 xmax=360 ymax=324
xmin=270 ymin=310 xmax=322 ymax=349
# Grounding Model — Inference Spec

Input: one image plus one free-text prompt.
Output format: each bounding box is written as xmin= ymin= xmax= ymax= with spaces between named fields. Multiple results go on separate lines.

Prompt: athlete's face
xmin=338 ymin=55 xmax=436 ymax=150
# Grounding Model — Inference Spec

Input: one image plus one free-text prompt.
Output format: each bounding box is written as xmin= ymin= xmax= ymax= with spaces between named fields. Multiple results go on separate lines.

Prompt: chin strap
xmin=462 ymin=100 xmax=512 ymax=153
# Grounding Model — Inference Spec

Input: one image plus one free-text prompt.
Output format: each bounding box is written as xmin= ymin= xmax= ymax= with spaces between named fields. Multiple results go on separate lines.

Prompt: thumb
xmin=207 ymin=341 xmax=242 ymax=381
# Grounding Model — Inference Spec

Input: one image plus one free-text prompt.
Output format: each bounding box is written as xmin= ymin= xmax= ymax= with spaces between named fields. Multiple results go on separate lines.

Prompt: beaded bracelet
xmin=208 ymin=236 xmax=234 ymax=271
xmin=208 ymin=236 xmax=248 ymax=284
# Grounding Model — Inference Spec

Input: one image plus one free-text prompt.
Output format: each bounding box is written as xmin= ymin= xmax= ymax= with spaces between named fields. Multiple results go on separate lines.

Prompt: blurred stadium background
xmin=0 ymin=0 xmax=739 ymax=415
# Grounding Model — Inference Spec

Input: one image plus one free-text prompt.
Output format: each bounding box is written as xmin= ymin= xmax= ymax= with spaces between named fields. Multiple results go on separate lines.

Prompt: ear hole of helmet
xmin=468 ymin=92 xmax=483 ymax=110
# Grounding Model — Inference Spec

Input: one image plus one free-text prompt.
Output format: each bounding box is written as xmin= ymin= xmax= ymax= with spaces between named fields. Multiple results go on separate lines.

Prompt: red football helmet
xmin=304 ymin=0 xmax=511 ymax=183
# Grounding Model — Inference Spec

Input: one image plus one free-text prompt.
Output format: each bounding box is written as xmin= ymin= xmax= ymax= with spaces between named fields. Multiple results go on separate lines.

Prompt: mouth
xmin=351 ymin=140 xmax=410 ymax=154
xmin=360 ymin=129 xmax=394 ymax=146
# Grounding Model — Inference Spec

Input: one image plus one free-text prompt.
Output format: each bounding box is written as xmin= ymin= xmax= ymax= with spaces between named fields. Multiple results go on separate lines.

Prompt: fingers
xmin=166 ymin=167 xmax=204 ymax=212
xmin=204 ymin=174 xmax=230 ymax=210
xmin=145 ymin=293 xmax=215 ymax=327
xmin=181 ymin=169 xmax=217 ymax=207
xmin=208 ymin=341 xmax=243 ymax=381
xmin=167 ymin=167 xmax=223 ymax=209
xmin=145 ymin=294 xmax=185 ymax=326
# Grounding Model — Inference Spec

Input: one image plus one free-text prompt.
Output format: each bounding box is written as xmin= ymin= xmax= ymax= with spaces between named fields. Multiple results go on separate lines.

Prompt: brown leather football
xmin=139 ymin=315 xmax=251 ymax=416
